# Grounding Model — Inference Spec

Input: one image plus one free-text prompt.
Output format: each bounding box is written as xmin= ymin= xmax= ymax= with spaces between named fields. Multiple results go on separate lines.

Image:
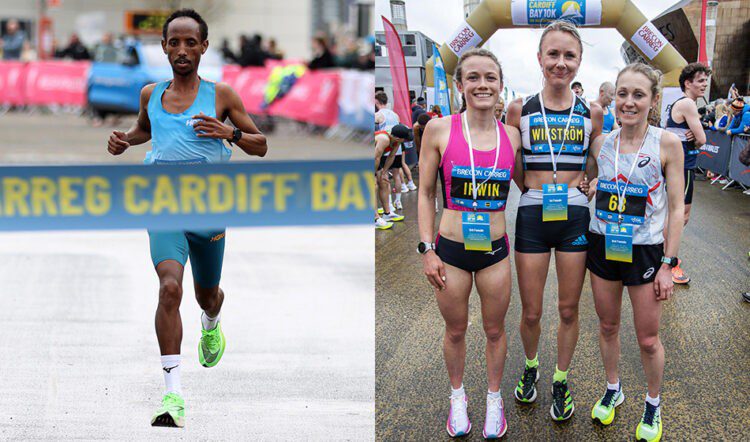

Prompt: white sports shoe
xmin=382 ymin=212 xmax=404 ymax=222
xmin=375 ymin=217 xmax=393 ymax=230
xmin=446 ymin=394 xmax=471 ymax=437
xmin=483 ymin=395 xmax=507 ymax=439
xmin=407 ymin=181 xmax=418 ymax=191
xmin=401 ymin=184 xmax=409 ymax=193
xmin=394 ymin=200 xmax=403 ymax=210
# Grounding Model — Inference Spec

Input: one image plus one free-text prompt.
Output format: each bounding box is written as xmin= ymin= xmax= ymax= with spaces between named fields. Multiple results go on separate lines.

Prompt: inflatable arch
xmin=426 ymin=0 xmax=688 ymax=94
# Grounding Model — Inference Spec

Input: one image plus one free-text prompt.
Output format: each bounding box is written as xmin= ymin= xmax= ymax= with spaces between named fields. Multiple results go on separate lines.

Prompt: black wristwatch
xmin=230 ymin=128 xmax=242 ymax=144
xmin=660 ymin=256 xmax=678 ymax=267
xmin=417 ymin=241 xmax=435 ymax=255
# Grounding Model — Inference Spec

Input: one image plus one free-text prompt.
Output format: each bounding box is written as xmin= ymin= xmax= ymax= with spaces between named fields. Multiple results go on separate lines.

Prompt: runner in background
xmin=663 ymin=62 xmax=710 ymax=285
xmin=593 ymin=82 xmax=619 ymax=134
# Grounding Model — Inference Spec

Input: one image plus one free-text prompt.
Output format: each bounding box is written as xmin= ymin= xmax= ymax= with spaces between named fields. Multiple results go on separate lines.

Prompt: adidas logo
xmin=571 ymin=235 xmax=588 ymax=246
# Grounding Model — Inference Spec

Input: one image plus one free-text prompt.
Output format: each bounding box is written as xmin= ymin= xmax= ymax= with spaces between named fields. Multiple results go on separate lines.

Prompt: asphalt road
xmin=0 ymin=112 xmax=369 ymax=164
xmin=376 ymin=176 xmax=750 ymax=441
xmin=0 ymin=112 xmax=374 ymax=440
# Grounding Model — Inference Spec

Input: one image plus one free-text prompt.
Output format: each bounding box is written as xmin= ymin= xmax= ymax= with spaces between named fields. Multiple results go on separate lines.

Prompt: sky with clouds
xmin=375 ymin=0 xmax=680 ymax=101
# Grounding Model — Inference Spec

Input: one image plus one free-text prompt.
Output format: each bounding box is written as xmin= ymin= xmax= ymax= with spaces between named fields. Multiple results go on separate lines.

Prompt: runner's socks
xmin=526 ymin=354 xmax=539 ymax=368
xmin=161 ymin=354 xmax=182 ymax=394
xmin=201 ymin=312 xmax=220 ymax=330
xmin=553 ymin=366 xmax=568 ymax=383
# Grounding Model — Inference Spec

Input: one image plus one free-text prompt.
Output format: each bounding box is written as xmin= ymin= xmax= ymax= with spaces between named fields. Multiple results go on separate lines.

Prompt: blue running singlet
xmin=145 ymin=78 xmax=232 ymax=165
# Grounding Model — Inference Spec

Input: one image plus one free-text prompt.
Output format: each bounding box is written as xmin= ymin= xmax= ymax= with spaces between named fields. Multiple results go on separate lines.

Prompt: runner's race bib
xmin=462 ymin=212 xmax=492 ymax=252
xmin=605 ymin=223 xmax=633 ymax=263
xmin=450 ymin=165 xmax=511 ymax=211
xmin=595 ymin=180 xmax=647 ymax=225
xmin=542 ymin=183 xmax=568 ymax=221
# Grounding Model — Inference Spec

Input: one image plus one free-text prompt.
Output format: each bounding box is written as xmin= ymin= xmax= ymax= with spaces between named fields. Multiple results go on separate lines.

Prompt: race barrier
xmin=0 ymin=159 xmax=374 ymax=231
xmin=728 ymin=135 xmax=750 ymax=187
xmin=697 ymin=130 xmax=733 ymax=176
xmin=0 ymin=61 xmax=373 ymax=130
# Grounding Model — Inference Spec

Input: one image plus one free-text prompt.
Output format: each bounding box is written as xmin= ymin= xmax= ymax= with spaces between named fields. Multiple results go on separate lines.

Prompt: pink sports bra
xmin=439 ymin=113 xmax=515 ymax=212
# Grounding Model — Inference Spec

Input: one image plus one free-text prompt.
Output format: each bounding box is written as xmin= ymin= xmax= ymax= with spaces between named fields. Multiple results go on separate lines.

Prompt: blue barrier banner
xmin=697 ymin=130 xmax=732 ymax=175
xmin=433 ymin=44 xmax=451 ymax=116
xmin=728 ymin=135 xmax=750 ymax=187
xmin=0 ymin=160 xmax=374 ymax=231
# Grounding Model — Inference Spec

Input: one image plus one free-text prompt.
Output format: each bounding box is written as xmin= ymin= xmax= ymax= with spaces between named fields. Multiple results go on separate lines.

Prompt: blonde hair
xmin=616 ymin=63 xmax=662 ymax=100
xmin=453 ymin=47 xmax=503 ymax=113
xmin=538 ymin=20 xmax=583 ymax=56
xmin=617 ymin=63 xmax=663 ymax=124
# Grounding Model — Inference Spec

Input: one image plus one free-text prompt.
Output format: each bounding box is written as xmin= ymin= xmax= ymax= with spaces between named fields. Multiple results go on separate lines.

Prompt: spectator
xmin=427 ymin=104 xmax=443 ymax=119
xmin=712 ymin=99 xmax=731 ymax=131
xmin=571 ymin=81 xmax=584 ymax=97
xmin=219 ymin=38 xmax=236 ymax=63
xmin=308 ymin=36 xmax=335 ymax=70
xmin=413 ymin=112 xmax=432 ymax=158
xmin=725 ymin=98 xmax=750 ymax=135
xmin=729 ymin=84 xmax=740 ymax=100
xmin=2 ymin=19 xmax=27 ymax=60
xmin=356 ymin=39 xmax=375 ymax=71
xmin=494 ymin=98 xmax=505 ymax=123
xmin=411 ymin=96 xmax=426 ymax=124
xmin=336 ymin=36 xmax=360 ymax=68
xmin=239 ymin=34 xmax=268 ymax=67
xmin=56 ymin=34 xmax=91 ymax=60
xmin=375 ymin=90 xmax=400 ymax=130
xmin=93 ymin=33 xmax=118 ymax=62
xmin=266 ymin=38 xmax=284 ymax=60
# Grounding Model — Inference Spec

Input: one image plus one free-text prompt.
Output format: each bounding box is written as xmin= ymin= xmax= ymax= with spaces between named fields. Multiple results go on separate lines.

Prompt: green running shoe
xmin=635 ymin=402 xmax=662 ymax=442
xmin=514 ymin=365 xmax=539 ymax=403
xmin=591 ymin=385 xmax=624 ymax=425
xmin=550 ymin=381 xmax=574 ymax=421
xmin=199 ymin=320 xmax=226 ymax=368
xmin=151 ymin=392 xmax=185 ymax=428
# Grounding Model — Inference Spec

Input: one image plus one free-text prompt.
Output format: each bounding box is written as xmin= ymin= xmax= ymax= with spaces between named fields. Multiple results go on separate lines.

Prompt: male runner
xmin=374 ymin=124 xmax=409 ymax=229
xmin=571 ymin=81 xmax=584 ymax=97
xmin=107 ymin=9 xmax=268 ymax=427
xmin=664 ymin=62 xmax=710 ymax=284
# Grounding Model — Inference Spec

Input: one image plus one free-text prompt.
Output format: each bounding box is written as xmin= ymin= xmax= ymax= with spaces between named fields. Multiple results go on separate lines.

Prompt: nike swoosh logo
xmin=163 ymin=365 xmax=178 ymax=373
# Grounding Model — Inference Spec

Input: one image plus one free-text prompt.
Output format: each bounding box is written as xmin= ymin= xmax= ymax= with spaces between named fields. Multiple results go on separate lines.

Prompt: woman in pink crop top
xmin=417 ymin=47 xmax=521 ymax=439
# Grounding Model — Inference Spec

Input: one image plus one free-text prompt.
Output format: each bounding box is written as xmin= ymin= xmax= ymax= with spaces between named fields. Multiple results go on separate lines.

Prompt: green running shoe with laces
xmin=591 ymin=385 xmax=624 ymax=425
xmin=151 ymin=392 xmax=185 ymax=428
xmin=635 ymin=402 xmax=662 ymax=442
xmin=199 ymin=320 xmax=226 ymax=368
xmin=514 ymin=365 xmax=539 ymax=403
xmin=550 ymin=381 xmax=574 ymax=421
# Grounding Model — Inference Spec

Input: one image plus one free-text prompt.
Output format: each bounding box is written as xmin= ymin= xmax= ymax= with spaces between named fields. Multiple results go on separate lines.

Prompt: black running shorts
xmin=684 ymin=169 xmax=694 ymax=205
xmin=435 ymin=234 xmax=509 ymax=273
xmin=514 ymin=205 xmax=590 ymax=253
xmin=378 ymin=154 xmax=402 ymax=171
xmin=586 ymin=231 xmax=664 ymax=286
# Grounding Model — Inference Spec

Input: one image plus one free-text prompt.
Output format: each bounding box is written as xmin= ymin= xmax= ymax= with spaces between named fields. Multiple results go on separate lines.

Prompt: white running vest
xmin=589 ymin=126 xmax=668 ymax=245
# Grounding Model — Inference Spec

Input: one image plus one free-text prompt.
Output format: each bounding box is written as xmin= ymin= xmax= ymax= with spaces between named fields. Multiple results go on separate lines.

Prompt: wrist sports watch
xmin=417 ymin=241 xmax=435 ymax=255
xmin=230 ymin=128 xmax=242 ymax=144
xmin=660 ymin=256 xmax=678 ymax=267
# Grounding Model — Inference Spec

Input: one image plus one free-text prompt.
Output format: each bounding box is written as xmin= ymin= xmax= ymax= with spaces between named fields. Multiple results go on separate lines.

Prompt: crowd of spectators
xmin=221 ymin=31 xmax=373 ymax=71
xmin=1 ymin=18 xmax=375 ymax=72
